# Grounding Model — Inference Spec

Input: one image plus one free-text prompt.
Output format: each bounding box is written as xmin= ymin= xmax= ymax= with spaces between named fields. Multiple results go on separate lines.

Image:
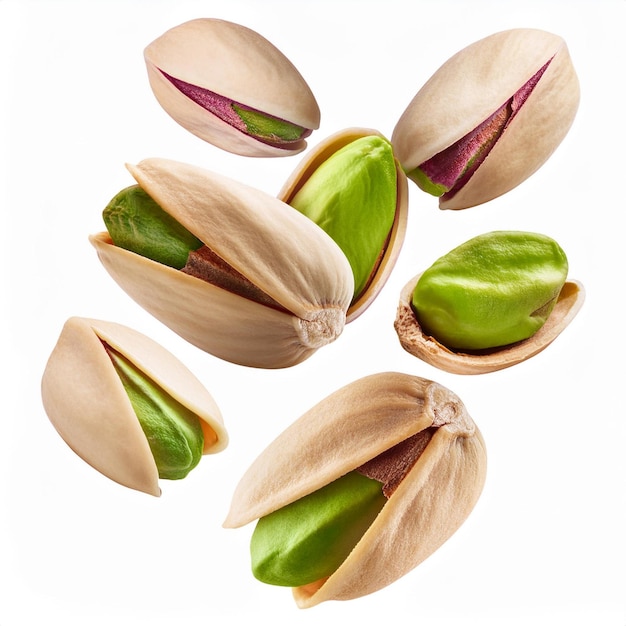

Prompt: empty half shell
xmin=278 ymin=128 xmax=409 ymax=322
xmin=41 ymin=317 xmax=228 ymax=496
xmin=395 ymin=275 xmax=585 ymax=374
xmin=391 ymin=28 xmax=580 ymax=209
xmin=144 ymin=18 xmax=321 ymax=157
xmin=90 ymin=158 xmax=354 ymax=369
xmin=224 ymin=372 xmax=487 ymax=607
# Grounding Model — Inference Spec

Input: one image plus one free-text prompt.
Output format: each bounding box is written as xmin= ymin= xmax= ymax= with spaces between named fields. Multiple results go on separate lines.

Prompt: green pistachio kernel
xmin=103 ymin=342 xmax=205 ymax=480
xmin=103 ymin=185 xmax=203 ymax=269
xmin=411 ymin=231 xmax=569 ymax=351
xmin=289 ymin=135 xmax=397 ymax=301
xmin=231 ymin=104 xmax=309 ymax=144
xmin=250 ymin=471 xmax=386 ymax=587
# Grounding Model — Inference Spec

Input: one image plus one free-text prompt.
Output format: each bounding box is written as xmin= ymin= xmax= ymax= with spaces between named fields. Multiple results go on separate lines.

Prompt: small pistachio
xmin=391 ymin=28 xmax=580 ymax=209
xmin=41 ymin=317 xmax=228 ymax=495
xmin=395 ymin=232 xmax=585 ymax=374
xmin=224 ymin=372 xmax=486 ymax=607
xmin=412 ymin=231 xmax=569 ymax=351
xmin=288 ymin=135 xmax=398 ymax=302
xmin=278 ymin=128 xmax=409 ymax=322
xmin=144 ymin=18 xmax=320 ymax=157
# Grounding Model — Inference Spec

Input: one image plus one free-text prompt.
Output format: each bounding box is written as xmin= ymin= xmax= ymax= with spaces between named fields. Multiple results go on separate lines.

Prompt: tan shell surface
xmin=145 ymin=18 xmax=320 ymax=156
xmin=395 ymin=274 xmax=585 ymax=375
xmin=41 ymin=317 xmax=228 ymax=496
xmin=278 ymin=128 xmax=409 ymax=321
xmin=391 ymin=28 xmax=579 ymax=209
xmin=224 ymin=372 xmax=486 ymax=607
xmin=92 ymin=159 xmax=353 ymax=369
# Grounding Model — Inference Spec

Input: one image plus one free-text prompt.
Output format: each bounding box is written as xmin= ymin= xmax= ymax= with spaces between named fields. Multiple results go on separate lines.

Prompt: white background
xmin=1 ymin=1 xmax=624 ymax=624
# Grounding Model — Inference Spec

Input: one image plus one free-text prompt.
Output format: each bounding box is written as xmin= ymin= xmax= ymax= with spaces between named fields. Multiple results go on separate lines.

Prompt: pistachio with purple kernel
xmin=144 ymin=18 xmax=320 ymax=157
xmin=391 ymin=28 xmax=580 ymax=209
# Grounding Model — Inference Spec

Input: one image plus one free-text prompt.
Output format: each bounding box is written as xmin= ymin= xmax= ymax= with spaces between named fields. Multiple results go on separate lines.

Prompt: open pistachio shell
xmin=391 ymin=28 xmax=580 ymax=209
xmin=41 ymin=317 xmax=228 ymax=496
xmin=144 ymin=18 xmax=320 ymax=157
xmin=224 ymin=372 xmax=486 ymax=607
xmin=278 ymin=128 xmax=409 ymax=322
xmin=90 ymin=158 xmax=354 ymax=369
xmin=395 ymin=274 xmax=585 ymax=375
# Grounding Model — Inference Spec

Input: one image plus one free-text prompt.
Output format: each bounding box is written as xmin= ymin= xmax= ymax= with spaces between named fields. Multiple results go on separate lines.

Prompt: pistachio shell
xmin=224 ymin=372 xmax=486 ymax=607
xmin=41 ymin=317 xmax=228 ymax=496
xmin=395 ymin=275 xmax=585 ymax=374
xmin=90 ymin=158 xmax=354 ymax=369
xmin=278 ymin=128 xmax=409 ymax=322
xmin=391 ymin=28 xmax=580 ymax=209
xmin=144 ymin=18 xmax=320 ymax=157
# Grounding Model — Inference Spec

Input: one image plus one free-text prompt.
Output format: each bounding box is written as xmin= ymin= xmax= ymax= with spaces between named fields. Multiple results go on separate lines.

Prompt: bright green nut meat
xmin=104 ymin=344 xmax=205 ymax=480
xmin=411 ymin=231 xmax=568 ymax=351
xmin=289 ymin=135 xmax=397 ymax=300
xmin=250 ymin=471 xmax=386 ymax=587
xmin=103 ymin=185 xmax=203 ymax=269
xmin=232 ymin=104 xmax=308 ymax=143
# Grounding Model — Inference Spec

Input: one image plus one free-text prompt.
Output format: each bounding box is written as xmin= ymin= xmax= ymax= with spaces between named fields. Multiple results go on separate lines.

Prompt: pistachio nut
xmin=41 ymin=317 xmax=228 ymax=496
xmin=144 ymin=18 xmax=320 ymax=157
xmin=279 ymin=128 xmax=409 ymax=321
xmin=90 ymin=158 xmax=354 ymax=369
xmin=224 ymin=372 xmax=487 ymax=607
xmin=395 ymin=232 xmax=585 ymax=374
xmin=391 ymin=28 xmax=580 ymax=210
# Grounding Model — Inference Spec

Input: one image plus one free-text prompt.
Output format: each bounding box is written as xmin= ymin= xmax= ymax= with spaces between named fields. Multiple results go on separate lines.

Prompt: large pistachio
xmin=279 ymin=128 xmax=409 ymax=321
xmin=90 ymin=158 xmax=354 ymax=369
xmin=391 ymin=28 xmax=580 ymax=210
xmin=144 ymin=18 xmax=320 ymax=157
xmin=224 ymin=372 xmax=487 ymax=607
xmin=395 ymin=232 xmax=585 ymax=374
xmin=41 ymin=317 xmax=228 ymax=496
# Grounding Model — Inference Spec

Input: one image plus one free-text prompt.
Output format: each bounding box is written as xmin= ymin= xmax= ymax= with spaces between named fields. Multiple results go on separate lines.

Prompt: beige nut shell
xmin=395 ymin=274 xmax=585 ymax=375
xmin=90 ymin=158 xmax=354 ymax=369
xmin=391 ymin=28 xmax=580 ymax=209
xmin=41 ymin=317 xmax=228 ymax=496
xmin=224 ymin=372 xmax=486 ymax=607
xmin=278 ymin=127 xmax=409 ymax=322
xmin=144 ymin=18 xmax=321 ymax=157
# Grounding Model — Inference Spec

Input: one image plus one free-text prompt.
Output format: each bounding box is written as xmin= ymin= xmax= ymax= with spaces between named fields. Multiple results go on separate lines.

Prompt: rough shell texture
xmin=395 ymin=275 xmax=585 ymax=374
xmin=391 ymin=28 xmax=580 ymax=209
xmin=224 ymin=372 xmax=486 ymax=607
xmin=41 ymin=317 xmax=228 ymax=496
xmin=90 ymin=158 xmax=354 ymax=369
xmin=278 ymin=128 xmax=409 ymax=322
xmin=144 ymin=18 xmax=320 ymax=156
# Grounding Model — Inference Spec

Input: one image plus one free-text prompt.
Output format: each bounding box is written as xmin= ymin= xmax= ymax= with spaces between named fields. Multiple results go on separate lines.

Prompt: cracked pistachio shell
xmin=41 ymin=317 xmax=228 ymax=496
xmin=90 ymin=158 xmax=354 ymax=369
xmin=224 ymin=372 xmax=486 ymax=607
xmin=278 ymin=128 xmax=409 ymax=322
xmin=144 ymin=18 xmax=320 ymax=157
xmin=391 ymin=28 xmax=580 ymax=210
xmin=395 ymin=275 xmax=585 ymax=375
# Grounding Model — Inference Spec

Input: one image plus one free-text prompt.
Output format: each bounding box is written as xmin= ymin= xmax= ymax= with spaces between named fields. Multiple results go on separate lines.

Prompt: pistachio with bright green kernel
xmin=395 ymin=231 xmax=585 ymax=375
xmin=288 ymin=134 xmax=398 ymax=302
xmin=279 ymin=128 xmax=408 ymax=322
xmin=41 ymin=317 xmax=228 ymax=496
xmin=224 ymin=372 xmax=487 ymax=608
xmin=144 ymin=18 xmax=321 ymax=157
xmin=391 ymin=28 xmax=580 ymax=210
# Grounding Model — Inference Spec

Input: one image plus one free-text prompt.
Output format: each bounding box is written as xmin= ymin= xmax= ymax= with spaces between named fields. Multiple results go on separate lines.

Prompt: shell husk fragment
xmin=41 ymin=317 xmax=228 ymax=496
xmin=391 ymin=28 xmax=580 ymax=209
xmin=278 ymin=128 xmax=409 ymax=321
xmin=224 ymin=372 xmax=486 ymax=607
xmin=90 ymin=158 xmax=354 ymax=369
xmin=144 ymin=18 xmax=320 ymax=157
xmin=395 ymin=274 xmax=585 ymax=375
